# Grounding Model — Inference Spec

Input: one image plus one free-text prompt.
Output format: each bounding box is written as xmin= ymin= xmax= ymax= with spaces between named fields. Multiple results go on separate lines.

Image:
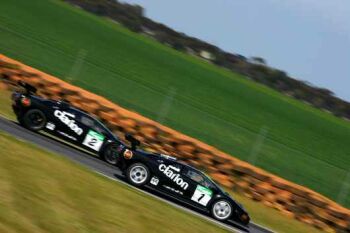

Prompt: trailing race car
xmin=11 ymin=82 xmax=250 ymax=226
xmin=11 ymin=82 xmax=122 ymax=165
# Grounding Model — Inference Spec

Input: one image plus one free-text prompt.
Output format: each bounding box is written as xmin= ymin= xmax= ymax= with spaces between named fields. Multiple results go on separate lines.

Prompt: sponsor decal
xmin=150 ymin=176 xmax=159 ymax=186
xmin=54 ymin=110 xmax=83 ymax=135
xmin=46 ymin=122 xmax=55 ymax=130
xmin=123 ymin=149 xmax=133 ymax=159
xmin=82 ymin=130 xmax=105 ymax=151
xmin=163 ymin=185 xmax=183 ymax=195
xmin=57 ymin=130 xmax=77 ymax=141
xmin=159 ymin=164 xmax=189 ymax=190
xmin=191 ymin=185 xmax=213 ymax=206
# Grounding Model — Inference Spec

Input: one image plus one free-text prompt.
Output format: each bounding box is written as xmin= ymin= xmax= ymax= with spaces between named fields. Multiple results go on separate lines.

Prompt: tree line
xmin=63 ymin=0 xmax=350 ymax=120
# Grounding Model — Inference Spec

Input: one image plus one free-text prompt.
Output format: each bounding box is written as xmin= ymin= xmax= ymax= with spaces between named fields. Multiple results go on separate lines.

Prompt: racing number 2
xmin=83 ymin=130 xmax=105 ymax=151
xmin=88 ymin=138 xmax=97 ymax=146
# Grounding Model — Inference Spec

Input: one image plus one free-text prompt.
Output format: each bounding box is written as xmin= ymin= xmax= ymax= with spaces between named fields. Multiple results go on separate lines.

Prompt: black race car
xmin=11 ymin=82 xmax=122 ymax=165
xmin=11 ymin=82 xmax=250 ymax=226
xmin=115 ymin=137 xmax=250 ymax=225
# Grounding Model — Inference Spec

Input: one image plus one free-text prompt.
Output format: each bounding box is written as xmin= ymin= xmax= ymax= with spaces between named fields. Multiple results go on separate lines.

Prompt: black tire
xmin=126 ymin=163 xmax=150 ymax=187
xmin=210 ymin=199 xmax=232 ymax=221
xmin=21 ymin=109 xmax=47 ymax=131
xmin=102 ymin=143 xmax=120 ymax=165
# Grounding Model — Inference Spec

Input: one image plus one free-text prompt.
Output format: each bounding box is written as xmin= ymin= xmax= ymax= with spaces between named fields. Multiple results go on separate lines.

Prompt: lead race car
xmin=114 ymin=137 xmax=250 ymax=226
xmin=11 ymin=82 xmax=250 ymax=226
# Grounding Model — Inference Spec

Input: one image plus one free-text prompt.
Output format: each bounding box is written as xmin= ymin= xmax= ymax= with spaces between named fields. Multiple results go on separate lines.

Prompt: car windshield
xmin=202 ymin=172 xmax=226 ymax=193
xmin=96 ymin=120 xmax=116 ymax=138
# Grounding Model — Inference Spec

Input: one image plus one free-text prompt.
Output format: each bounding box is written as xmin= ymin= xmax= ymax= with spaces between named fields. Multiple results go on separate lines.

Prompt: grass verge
xmin=0 ymin=88 xmax=15 ymax=120
xmin=229 ymin=191 xmax=324 ymax=233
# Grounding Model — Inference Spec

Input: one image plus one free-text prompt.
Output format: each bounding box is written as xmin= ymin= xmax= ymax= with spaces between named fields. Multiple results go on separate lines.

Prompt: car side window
xmin=79 ymin=115 xmax=105 ymax=134
xmin=92 ymin=119 xmax=108 ymax=135
xmin=184 ymin=169 xmax=213 ymax=188
xmin=81 ymin=115 xmax=94 ymax=127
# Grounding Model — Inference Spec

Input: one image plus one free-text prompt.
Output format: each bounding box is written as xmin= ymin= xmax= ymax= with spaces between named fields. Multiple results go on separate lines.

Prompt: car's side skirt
xmin=145 ymin=185 xmax=210 ymax=214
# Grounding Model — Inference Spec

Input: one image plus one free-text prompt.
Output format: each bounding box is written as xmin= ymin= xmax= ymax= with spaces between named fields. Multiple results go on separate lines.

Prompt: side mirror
xmin=125 ymin=134 xmax=140 ymax=150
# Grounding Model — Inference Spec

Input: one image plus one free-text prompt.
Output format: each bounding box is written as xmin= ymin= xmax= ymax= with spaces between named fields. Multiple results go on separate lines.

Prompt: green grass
xmin=0 ymin=89 xmax=15 ymax=120
xmin=0 ymin=124 xmax=325 ymax=233
xmin=0 ymin=131 xmax=232 ymax=233
xmin=0 ymin=0 xmax=349 ymax=208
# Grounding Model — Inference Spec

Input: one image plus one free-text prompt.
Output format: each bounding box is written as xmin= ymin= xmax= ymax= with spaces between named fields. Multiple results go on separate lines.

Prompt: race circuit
xmin=0 ymin=116 xmax=273 ymax=233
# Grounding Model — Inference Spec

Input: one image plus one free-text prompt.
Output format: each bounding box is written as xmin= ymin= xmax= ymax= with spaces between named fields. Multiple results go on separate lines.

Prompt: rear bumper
xmin=12 ymin=104 xmax=21 ymax=117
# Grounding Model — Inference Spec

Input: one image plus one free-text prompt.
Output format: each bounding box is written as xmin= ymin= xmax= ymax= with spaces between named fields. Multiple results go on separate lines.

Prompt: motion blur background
xmin=0 ymin=0 xmax=349 ymax=233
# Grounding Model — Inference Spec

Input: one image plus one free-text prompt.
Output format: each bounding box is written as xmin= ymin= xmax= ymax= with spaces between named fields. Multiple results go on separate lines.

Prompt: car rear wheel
xmin=102 ymin=144 xmax=120 ymax=165
xmin=126 ymin=163 xmax=150 ymax=187
xmin=21 ymin=109 xmax=47 ymax=131
xmin=211 ymin=199 xmax=232 ymax=221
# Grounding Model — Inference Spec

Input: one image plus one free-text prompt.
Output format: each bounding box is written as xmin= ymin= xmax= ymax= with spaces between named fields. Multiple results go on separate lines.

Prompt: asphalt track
xmin=0 ymin=116 xmax=274 ymax=233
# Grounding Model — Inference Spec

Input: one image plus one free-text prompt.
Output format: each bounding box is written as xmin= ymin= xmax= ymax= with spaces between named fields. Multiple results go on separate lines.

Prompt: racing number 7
xmin=198 ymin=193 xmax=205 ymax=202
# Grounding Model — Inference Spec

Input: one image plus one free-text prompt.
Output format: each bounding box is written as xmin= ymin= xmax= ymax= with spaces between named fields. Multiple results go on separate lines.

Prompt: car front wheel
xmin=21 ymin=109 xmax=47 ymax=131
xmin=126 ymin=163 xmax=150 ymax=187
xmin=211 ymin=199 xmax=232 ymax=221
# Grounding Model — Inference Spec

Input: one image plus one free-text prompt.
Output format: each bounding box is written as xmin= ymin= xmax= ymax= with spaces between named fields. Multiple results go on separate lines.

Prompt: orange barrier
xmin=0 ymin=55 xmax=349 ymax=233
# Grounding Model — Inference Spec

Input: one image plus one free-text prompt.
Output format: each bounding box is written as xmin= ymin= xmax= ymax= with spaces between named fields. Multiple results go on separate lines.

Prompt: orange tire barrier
xmin=1 ymin=54 xmax=349 ymax=233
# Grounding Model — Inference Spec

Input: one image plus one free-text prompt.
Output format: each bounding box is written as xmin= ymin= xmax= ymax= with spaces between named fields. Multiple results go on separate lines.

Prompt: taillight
xmin=21 ymin=97 xmax=31 ymax=107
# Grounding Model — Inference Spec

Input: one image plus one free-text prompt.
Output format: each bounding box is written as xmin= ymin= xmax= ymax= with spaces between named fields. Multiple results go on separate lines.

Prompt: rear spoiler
xmin=18 ymin=81 xmax=37 ymax=94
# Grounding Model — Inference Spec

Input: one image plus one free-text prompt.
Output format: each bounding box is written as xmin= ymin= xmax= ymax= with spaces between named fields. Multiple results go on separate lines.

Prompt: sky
xmin=120 ymin=0 xmax=350 ymax=101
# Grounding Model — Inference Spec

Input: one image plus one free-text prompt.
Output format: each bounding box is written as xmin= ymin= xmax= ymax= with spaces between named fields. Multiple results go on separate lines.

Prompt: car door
xmin=77 ymin=114 xmax=107 ymax=153
xmin=47 ymin=103 xmax=85 ymax=144
xmin=153 ymin=160 xmax=190 ymax=198
xmin=181 ymin=168 xmax=216 ymax=208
